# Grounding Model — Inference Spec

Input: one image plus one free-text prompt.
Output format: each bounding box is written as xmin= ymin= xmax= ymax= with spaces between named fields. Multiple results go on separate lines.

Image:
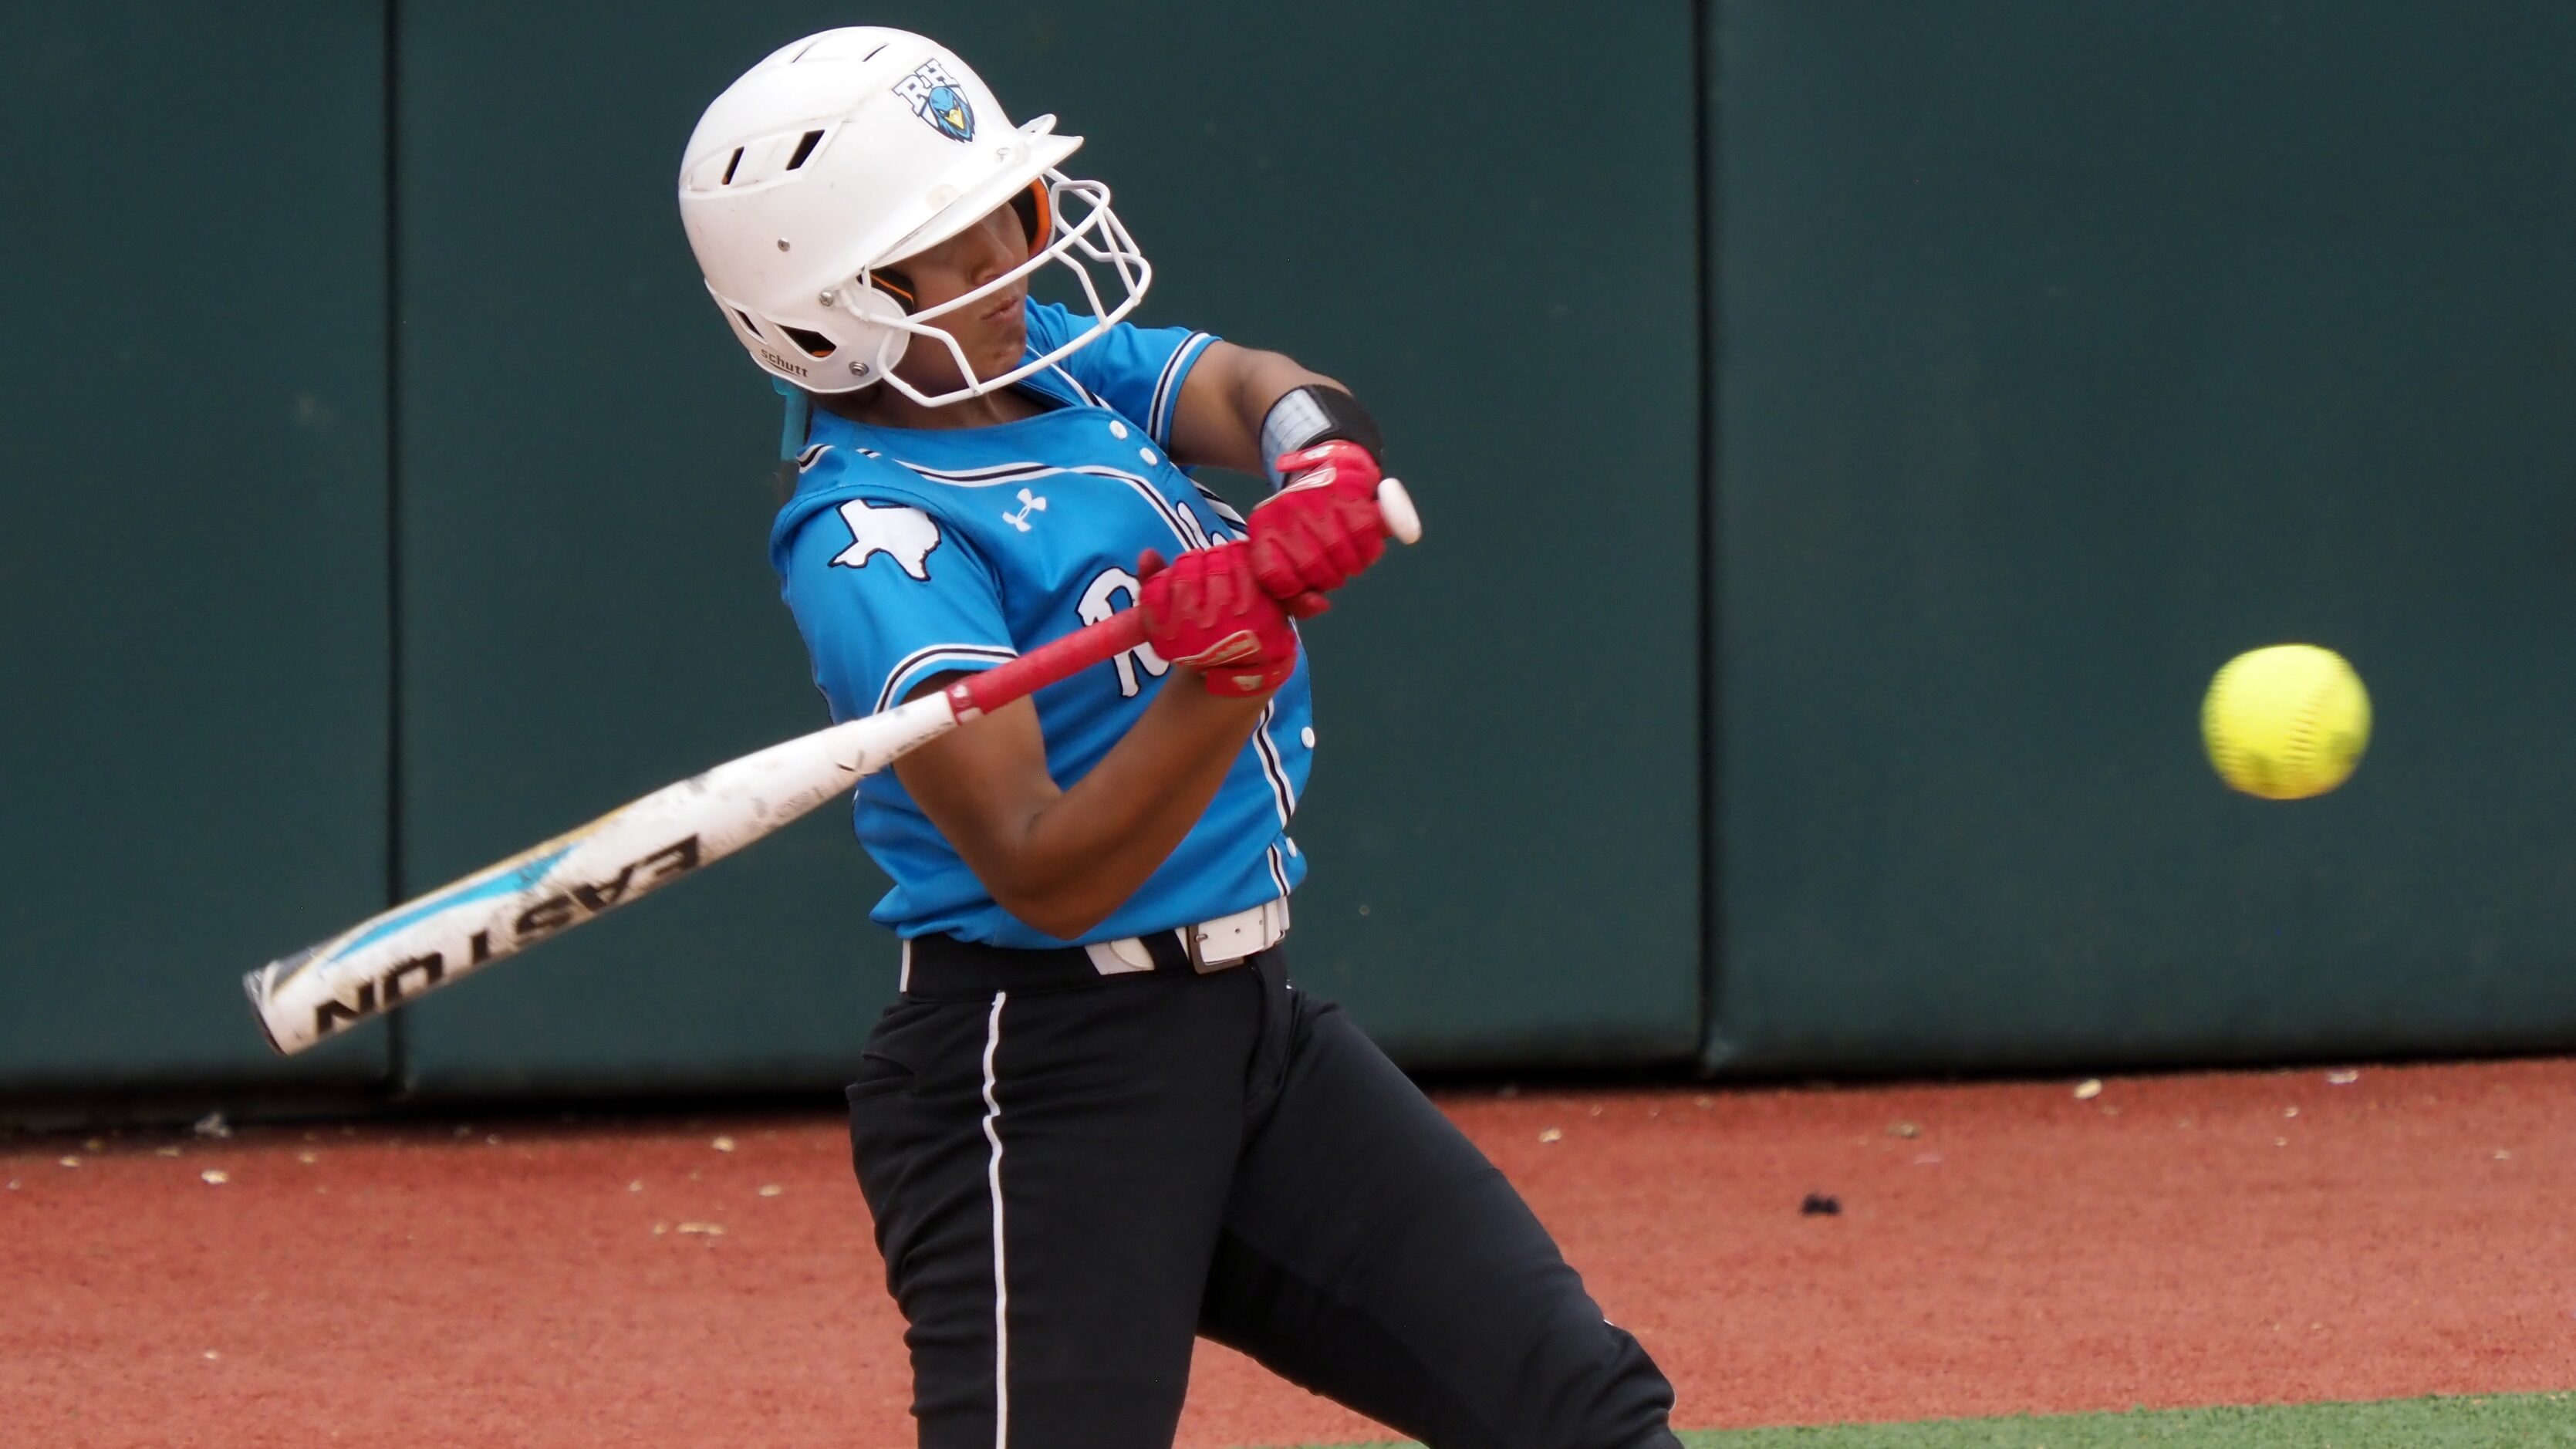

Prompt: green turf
xmin=1266 ymin=1391 xmax=2576 ymax=1449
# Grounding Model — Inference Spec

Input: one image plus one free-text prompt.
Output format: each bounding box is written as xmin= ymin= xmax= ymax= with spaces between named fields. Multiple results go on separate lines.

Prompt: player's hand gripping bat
xmin=244 ymin=481 xmax=1423 ymax=1055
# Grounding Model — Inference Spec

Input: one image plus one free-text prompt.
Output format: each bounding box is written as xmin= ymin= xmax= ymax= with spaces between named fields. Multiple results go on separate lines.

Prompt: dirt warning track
xmin=3 ymin=1058 xmax=2568 ymax=1447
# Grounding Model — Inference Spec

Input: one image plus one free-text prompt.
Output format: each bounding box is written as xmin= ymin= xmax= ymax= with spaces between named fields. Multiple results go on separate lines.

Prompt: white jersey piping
xmin=981 ymin=992 xmax=1011 ymax=1448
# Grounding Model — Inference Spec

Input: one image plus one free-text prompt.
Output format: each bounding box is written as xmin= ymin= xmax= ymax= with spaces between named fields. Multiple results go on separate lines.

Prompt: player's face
xmin=890 ymin=201 xmax=1031 ymax=396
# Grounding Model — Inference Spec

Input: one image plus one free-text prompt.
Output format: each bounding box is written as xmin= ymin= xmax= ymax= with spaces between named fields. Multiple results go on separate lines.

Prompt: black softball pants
xmin=845 ymin=944 xmax=1681 ymax=1449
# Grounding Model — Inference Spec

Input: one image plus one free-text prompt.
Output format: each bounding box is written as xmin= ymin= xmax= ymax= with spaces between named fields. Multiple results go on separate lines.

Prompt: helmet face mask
xmin=679 ymin=29 xmax=1153 ymax=405
xmin=851 ymin=174 xmax=1149 ymax=404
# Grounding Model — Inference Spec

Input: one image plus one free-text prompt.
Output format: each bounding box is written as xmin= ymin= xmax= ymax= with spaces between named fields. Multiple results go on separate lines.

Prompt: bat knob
xmin=1375 ymin=478 xmax=1423 ymax=545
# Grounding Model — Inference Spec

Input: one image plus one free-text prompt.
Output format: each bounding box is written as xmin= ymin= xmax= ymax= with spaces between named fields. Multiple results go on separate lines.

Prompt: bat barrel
xmin=244 ymin=692 xmax=963 ymax=1054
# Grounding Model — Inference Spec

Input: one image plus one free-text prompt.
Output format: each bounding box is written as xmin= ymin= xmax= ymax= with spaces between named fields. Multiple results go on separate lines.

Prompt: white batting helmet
xmin=677 ymin=28 xmax=1151 ymax=404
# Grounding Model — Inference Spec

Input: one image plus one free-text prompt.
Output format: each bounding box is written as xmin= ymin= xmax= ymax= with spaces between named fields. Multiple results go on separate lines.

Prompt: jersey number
xmin=1077 ymin=568 xmax=1170 ymax=698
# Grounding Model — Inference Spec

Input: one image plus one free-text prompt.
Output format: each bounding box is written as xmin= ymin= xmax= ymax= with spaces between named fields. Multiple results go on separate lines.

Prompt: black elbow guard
xmin=1258 ymin=384 xmax=1383 ymax=489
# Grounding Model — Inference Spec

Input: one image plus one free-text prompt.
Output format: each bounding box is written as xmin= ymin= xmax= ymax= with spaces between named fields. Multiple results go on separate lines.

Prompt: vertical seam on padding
xmin=980 ymin=991 xmax=1010 ymax=1447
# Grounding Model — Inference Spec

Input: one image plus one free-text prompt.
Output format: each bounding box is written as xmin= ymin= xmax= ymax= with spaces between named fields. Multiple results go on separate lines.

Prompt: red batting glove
xmin=1246 ymin=440 xmax=1387 ymax=613
xmin=1136 ymin=545 xmax=1300 ymax=697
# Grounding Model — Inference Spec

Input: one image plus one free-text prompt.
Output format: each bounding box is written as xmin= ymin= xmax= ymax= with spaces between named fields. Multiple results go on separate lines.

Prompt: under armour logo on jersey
xmin=831 ymin=499 xmax=941 ymax=580
xmin=1001 ymin=488 xmax=1048 ymax=532
xmin=891 ymin=60 xmax=974 ymax=143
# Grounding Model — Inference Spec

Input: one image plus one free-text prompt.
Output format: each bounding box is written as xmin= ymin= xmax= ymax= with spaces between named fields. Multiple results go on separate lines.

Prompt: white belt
xmin=1083 ymin=897 xmax=1291 ymax=976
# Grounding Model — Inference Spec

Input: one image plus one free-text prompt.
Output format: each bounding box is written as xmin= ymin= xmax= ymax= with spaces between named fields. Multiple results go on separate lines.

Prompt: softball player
xmin=679 ymin=29 xmax=1683 ymax=1449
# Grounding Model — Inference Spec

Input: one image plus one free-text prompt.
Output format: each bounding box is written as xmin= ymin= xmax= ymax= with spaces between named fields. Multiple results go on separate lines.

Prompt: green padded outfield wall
xmin=0 ymin=6 xmax=393 ymax=1089
xmin=393 ymin=1 xmax=1703 ymax=1092
xmin=1707 ymin=2 xmax=2576 ymax=1072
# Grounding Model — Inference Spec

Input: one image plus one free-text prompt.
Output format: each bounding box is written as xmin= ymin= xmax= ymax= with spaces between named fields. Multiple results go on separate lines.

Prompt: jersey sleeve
xmin=1027 ymin=301 xmax=1219 ymax=448
xmin=778 ymin=491 xmax=1015 ymax=721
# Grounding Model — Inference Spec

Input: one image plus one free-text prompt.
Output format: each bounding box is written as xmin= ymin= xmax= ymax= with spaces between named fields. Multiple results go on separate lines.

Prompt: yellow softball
xmin=2200 ymin=644 xmax=2372 ymax=800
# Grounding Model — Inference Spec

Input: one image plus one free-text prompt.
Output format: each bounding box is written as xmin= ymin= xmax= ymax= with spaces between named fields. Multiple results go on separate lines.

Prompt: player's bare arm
xmin=891 ymin=680 xmax=1264 ymax=941
xmin=1163 ymin=342 xmax=1342 ymax=474
xmin=895 ymin=542 xmax=1301 ymax=939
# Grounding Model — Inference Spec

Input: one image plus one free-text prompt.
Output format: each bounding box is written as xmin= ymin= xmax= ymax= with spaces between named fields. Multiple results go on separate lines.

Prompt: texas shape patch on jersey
xmin=831 ymin=499 xmax=941 ymax=580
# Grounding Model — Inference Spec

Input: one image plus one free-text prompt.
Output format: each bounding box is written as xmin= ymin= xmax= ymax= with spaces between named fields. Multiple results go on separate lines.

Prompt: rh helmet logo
xmin=892 ymin=59 xmax=975 ymax=142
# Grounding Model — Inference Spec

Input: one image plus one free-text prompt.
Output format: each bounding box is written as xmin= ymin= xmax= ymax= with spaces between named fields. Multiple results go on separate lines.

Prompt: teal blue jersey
xmin=768 ymin=302 xmax=1312 ymax=947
